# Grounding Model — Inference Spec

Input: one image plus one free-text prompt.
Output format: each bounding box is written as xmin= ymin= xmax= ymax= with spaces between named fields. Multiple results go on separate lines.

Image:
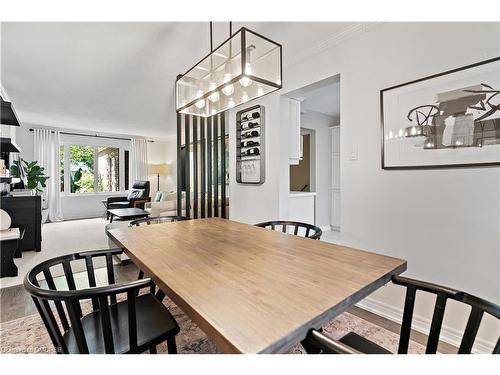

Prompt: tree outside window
xmin=61 ymin=144 xmax=123 ymax=194
xmin=69 ymin=145 xmax=94 ymax=193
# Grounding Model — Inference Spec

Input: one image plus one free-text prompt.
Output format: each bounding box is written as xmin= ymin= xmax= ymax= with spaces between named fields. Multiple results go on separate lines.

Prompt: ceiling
xmin=301 ymin=80 xmax=341 ymax=118
xmin=1 ymin=22 xmax=357 ymax=139
xmin=284 ymin=74 xmax=341 ymax=119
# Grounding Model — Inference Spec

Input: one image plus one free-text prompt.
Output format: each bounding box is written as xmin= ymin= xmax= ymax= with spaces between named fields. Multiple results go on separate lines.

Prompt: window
xmin=59 ymin=137 xmax=130 ymax=195
xmin=70 ymin=145 xmax=95 ymax=193
xmin=97 ymin=146 xmax=119 ymax=192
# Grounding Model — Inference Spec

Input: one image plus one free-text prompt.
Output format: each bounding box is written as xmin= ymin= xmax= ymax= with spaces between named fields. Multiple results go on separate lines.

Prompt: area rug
xmin=0 ymin=218 xmax=114 ymax=289
xmin=0 ymin=296 xmax=426 ymax=354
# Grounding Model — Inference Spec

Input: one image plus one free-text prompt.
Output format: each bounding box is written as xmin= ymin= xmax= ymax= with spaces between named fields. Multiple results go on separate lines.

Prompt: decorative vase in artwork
xmin=0 ymin=209 xmax=12 ymax=230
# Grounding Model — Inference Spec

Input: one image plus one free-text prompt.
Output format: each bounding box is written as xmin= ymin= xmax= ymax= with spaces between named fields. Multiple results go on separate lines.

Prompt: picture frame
xmin=380 ymin=57 xmax=500 ymax=169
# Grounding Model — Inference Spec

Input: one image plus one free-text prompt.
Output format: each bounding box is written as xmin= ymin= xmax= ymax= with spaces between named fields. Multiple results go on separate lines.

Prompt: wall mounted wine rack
xmin=236 ymin=105 xmax=265 ymax=184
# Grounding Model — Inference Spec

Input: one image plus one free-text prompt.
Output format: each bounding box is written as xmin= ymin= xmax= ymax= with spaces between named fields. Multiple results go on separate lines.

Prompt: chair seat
xmin=338 ymin=332 xmax=391 ymax=354
xmin=63 ymin=294 xmax=179 ymax=354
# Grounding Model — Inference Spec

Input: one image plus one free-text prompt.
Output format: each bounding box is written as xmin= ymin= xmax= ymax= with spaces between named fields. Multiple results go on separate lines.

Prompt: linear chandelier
xmin=176 ymin=22 xmax=282 ymax=117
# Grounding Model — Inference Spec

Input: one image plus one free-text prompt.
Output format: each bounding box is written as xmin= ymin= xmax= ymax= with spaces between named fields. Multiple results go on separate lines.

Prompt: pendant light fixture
xmin=176 ymin=22 xmax=282 ymax=117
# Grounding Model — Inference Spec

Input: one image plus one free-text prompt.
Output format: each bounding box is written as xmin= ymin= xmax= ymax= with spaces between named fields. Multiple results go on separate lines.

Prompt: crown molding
xmin=284 ymin=22 xmax=381 ymax=70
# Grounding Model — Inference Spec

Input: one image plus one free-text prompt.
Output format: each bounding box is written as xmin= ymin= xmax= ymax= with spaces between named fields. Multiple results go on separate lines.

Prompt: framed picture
xmin=381 ymin=57 xmax=500 ymax=169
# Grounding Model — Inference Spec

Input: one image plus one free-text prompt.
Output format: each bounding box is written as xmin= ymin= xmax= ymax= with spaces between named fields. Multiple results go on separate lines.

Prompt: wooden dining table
xmin=107 ymin=217 xmax=406 ymax=353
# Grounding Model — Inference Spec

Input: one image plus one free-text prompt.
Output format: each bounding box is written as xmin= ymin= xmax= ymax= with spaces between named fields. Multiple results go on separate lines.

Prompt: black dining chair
xmin=254 ymin=220 xmax=322 ymax=240
xmin=129 ymin=215 xmax=191 ymax=227
xmin=24 ymin=248 xmax=180 ymax=354
xmin=302 ymin=275 xmax=500 ymax=354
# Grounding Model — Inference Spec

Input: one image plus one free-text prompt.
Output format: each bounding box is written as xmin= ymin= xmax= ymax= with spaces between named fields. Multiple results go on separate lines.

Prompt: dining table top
xmin=107 ymin=217 xmax=406 ymax=353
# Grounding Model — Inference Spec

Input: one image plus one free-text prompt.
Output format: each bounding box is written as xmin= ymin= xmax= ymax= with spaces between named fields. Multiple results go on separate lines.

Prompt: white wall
xmin=14 ymin=126 xmax=32 ymax=159
xmin=228 ymin=94 xmax=282 ymax=224
xmin=229 ymin=22 xmax=500 ymax=351
xmin=147 ymin=139 xmax=177 ymax=198
xmin=300 ymin=110 xmax=336 ymax=228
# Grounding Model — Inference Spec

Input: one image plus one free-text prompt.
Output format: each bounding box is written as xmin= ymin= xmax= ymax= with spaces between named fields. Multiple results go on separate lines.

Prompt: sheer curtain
xmin=33 ymin=128 xmax=64 ymax=222
xmin=130 ymin=138 xmax=148 ymax=185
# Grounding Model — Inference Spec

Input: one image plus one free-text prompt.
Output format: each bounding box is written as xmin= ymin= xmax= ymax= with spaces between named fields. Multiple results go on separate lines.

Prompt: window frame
xmin=60 ymin=134 xmax=130 ymax=196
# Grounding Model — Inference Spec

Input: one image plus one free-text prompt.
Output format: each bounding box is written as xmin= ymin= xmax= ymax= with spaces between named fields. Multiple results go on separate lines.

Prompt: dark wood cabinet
xmin=0 ymin=195 xmax=42 ymax=252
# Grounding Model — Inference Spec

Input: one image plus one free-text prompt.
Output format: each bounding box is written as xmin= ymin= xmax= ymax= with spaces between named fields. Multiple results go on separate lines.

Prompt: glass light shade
xmin=176 ymin=27 xmax=282 ymax=117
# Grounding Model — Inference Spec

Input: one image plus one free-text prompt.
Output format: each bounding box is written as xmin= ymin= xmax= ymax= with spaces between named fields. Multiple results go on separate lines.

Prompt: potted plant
xmin=10 ymin=159 xmax=48 ymax=195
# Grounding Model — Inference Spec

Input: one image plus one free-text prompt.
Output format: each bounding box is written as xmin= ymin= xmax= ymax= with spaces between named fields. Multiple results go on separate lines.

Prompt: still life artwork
xmin=381 ymin=57 xmax=500 ymax=169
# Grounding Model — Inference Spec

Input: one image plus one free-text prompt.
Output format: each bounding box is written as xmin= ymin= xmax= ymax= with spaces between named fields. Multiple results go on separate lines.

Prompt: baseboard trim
xmin=356 ymin=296 xmax=493 ymax=354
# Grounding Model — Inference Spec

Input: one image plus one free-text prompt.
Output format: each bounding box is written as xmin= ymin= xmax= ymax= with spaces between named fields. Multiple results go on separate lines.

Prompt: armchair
xmin=106 ymin=180 xmax=151 ymax=216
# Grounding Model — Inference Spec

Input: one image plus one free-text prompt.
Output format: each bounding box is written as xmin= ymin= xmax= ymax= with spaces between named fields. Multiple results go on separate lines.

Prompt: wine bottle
xmin=241 ymin=121 xmax=259 ymax=130
xmin=241 ymin=111 xmax=260 ymax=122
xmin=241 ymin=140 xmax=259 ymax=147
xmin=242 ymin=130 xmax=259 ymax=138
xmin=250 ymin=111 xmax=260 ymax=119
xmin=243 ymin=147 xmax=260 ymax=156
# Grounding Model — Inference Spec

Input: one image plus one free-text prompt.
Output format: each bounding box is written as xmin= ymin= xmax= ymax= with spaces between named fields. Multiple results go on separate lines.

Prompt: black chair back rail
xmin=304 ymin=275 xmax=500 ymax=354
xmin=254 ymin=220 xmax=322 ymax=240
xmin=129 ymin=215 xmax=190 ymax=227
xmin=24 ymin=248 xmax=179 ymax=354
xmin=392 ymin=275 xmax=500 ymax=354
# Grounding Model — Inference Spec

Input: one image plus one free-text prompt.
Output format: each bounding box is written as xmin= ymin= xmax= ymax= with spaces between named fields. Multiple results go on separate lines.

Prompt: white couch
xmin=145 ymin=191 xmax=228 ymax=217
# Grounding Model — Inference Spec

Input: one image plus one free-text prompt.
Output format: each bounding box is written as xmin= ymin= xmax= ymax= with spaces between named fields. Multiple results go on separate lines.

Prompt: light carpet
xmin=0 ymin=218 xmax=113 ymax=289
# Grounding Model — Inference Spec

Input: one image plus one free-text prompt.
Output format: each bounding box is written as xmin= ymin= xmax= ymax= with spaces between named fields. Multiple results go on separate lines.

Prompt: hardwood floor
xmin=1 ymin=261 xmax=458 ymax=353
xmin=348 ymin=306 xmax=457 ymax=354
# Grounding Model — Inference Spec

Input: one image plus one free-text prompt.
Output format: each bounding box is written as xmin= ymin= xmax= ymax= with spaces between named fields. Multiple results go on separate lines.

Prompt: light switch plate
xmin=349 ymin=146 xmax=358 ymax=161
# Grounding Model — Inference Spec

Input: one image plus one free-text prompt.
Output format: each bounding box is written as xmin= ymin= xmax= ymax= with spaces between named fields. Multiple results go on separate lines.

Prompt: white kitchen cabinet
xmin=329 ymin=125 xmax=341 ymax=230
xmin=289 ymin=192 xmax=316 ymax=225
xmin=330 ymin=190 xmax=341 ymax=230
xmin=288 ymin=98 xmax=302 ymax=165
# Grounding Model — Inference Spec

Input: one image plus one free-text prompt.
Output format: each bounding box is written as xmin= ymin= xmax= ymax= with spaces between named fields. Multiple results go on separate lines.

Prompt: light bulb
xmin=257 ymin=85 xmax=264 ymax=96
xmin=239 ymin=63 xmax=253 ymax=87
xmin=228 ymin=98 xmax=235 ymax=108
xmin=241 ymin=92 xmax=249 ymax=102
xmin=222 ymin=73 xmax=234 ymax=96
xmin=194 ymin=90 xmax=205 ymax=109
xmin=195 ymin=99 xmax=205 ymax=109
xmin=208 ymin=82 xmax=219 ymax=103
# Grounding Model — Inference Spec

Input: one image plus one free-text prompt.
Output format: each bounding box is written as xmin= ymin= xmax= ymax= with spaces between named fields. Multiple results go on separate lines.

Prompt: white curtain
xmin=33 ymin=128 xmax=64 ymax=222
xmin=130 ymin=138 xmax=148 ymax=185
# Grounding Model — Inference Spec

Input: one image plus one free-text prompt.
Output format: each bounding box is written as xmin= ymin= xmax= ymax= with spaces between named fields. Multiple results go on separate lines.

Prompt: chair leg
xmin=156 ymin=290 xmax=166 ymax=301
xmin=166 ymin=336 xmax=177 ymax=354
xmin=301 ymin=338 xmax=322 ymax=354
xmin=301 ymin=327 xmax=323 ymax=354
xmin=150 ymin=346 xmax=157 ymax=354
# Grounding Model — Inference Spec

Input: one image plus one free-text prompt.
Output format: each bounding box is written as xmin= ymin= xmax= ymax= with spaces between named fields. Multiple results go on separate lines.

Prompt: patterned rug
xmin=0 ymin=296 xmax=426 ymax=354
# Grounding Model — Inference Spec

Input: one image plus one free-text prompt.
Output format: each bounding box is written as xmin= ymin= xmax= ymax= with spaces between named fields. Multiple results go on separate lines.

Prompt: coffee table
xmin=107 ymin=207 xmax=150 ymax=223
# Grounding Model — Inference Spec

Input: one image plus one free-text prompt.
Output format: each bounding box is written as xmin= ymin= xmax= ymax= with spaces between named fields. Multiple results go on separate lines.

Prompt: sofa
xmin=145 ymin=190 xmax=229 ymax=218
